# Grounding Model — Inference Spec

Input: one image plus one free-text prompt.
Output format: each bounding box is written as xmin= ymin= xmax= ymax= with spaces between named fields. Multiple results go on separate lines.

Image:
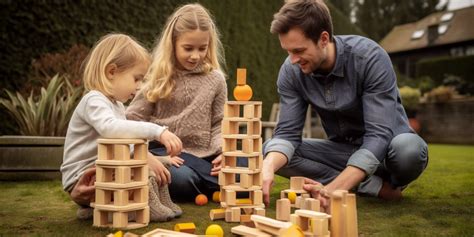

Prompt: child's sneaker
xmin=76 ymin=206 xmax=93 ymax=220
xmin=148 ymin=176 xmax=175 ymax=222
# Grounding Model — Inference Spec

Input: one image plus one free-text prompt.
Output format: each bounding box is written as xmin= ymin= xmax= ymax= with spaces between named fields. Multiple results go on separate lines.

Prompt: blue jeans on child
xmin=149 ymin=145 xmax=247 ymax=201
xmin=266 ymin=133 xmax=428 ymax=197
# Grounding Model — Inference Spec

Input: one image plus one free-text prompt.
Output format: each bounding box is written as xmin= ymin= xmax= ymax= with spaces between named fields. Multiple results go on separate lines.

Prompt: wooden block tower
xmin=93 ymin=138 xmax=149 ymax=229
xmin=211 ymin=68 xmax=265 ymax=223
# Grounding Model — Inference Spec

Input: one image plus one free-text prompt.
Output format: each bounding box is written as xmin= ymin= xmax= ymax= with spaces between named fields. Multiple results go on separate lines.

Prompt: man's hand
xmin=262 ymin=152 xmax=288 ymax=206
xmin=303 ymin=178 xmax=330 ymax=213
xmin=159 ymin=130 xmax=182 ymax=157
xmin=148 ymin=155 xmax=171 ymax=186
xmin=262 ymin=162 xmax=274 ymax=206
xmin=70 ymin=167 xmax=96 ymax=206
xmin=210 ymin=154 xmax=222 ymax=176
xmin=170 ymin=156 xmax=184 ymax=167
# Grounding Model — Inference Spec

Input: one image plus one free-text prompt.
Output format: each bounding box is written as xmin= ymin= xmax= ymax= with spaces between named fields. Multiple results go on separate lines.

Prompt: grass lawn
xmin=0 ymin=144 xmax=473 ymax=236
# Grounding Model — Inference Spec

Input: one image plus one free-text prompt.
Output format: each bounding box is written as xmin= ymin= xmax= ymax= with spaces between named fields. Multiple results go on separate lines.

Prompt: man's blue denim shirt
xmin=263 ymin=35 xmax=413 ymax=176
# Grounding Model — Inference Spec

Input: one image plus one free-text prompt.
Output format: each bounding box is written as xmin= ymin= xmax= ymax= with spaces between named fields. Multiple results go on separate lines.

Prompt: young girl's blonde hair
xmin=83 ymin=33 xmax=150 ymax=98
xmin=145 ymin=3 xmax=225 ymax=101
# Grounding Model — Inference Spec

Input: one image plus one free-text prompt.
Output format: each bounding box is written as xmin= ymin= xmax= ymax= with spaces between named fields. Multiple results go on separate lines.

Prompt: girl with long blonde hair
xmin=127 ymin=3 xmax=228 ymax=200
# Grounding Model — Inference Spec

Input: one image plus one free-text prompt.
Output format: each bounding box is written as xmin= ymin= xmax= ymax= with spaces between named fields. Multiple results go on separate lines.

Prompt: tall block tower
xmin=93 ymin=138 xmax=149 ymax=229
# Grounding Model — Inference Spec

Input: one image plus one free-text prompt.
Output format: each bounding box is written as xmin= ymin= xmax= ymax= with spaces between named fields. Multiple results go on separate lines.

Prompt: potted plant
xmin=0 ymin=75 xmax=83 ymax=180
xmin=399 ymin=86 xmax=421 ymax=133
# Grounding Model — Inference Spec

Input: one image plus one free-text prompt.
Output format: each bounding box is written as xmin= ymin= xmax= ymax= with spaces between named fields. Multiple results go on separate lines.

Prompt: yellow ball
xmin=281 ymin=224 xmax=304 ymax=237
xmin=287 ymin=191 xmax=297 ymax=204
xmin=205 ymin=224 xmax=224 ymax=237
xmin=212 ymin=191 xmax=221 ymax=202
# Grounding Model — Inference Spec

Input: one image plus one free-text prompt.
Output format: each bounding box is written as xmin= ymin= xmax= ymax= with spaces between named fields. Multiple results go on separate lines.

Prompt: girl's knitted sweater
xmin=126 ymin=66 xmax=227 ymax=158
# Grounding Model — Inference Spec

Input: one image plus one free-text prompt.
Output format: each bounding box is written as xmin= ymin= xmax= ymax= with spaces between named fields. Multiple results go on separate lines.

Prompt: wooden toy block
xmin=237 ymin=68 xmax=247 ymax=85
xmin=330 ymin=190 xmax=348 ymax=237
xmin=115 ymin=166 xmax=131 ymax=183
xmin=131 ymin=165 xmax=147 ymax=182
xmin=222 ymin=154 xmax=237 ymax=168
xmin=242 ymin=103 xmax=262 ymax=119
xmin=218 ymin=172 xmax=236 ymax=186
xmin=135 ymin=206 xmax=149 ymax=224
xmin=114 ymin=189 xmax=129 ymax=206
xmin=246 ymin=121 xmax=261 ymax=136
xmin=254 ymin=207 xmax=265 ymax=216
xmin=242 ymin=138 xmax=262 ymax=153
xmin=295 ymin=195 xmax=304 ymax=208
xmin=248 ymin=155 xmax=263 ymax=170
xmin=222 ymin=119 xmax=239 ymax=135
xmin=95 ymin=159 xmax=147 ymax=166
xmin=251 ymin=214 xmax=293 ymax=236
xmin=209 ymin=208 xmax=226 ymax=220
xmin=310 ymin=217 xmax=329 ymax=236
xmin=132 ymin=143 xmax=147 ymax=160
xmin=225 ymin=207 xmax=241 ymax=222
xmin=223 ymin=139 xmax=237 ymax=152
xmin=345 ymin=193 xmax=358 ymax=237
xmin=281 ymin=189 xmax=309 ymax=208
xmin=222 ymin=189 xmax=236 ymax=206
xmin=174 ymin=223 xmax=196 ymax=234
xmin=231 ymin=225 xmax=271 ymax=237
xmin=251 ymin=190 xmax=263 ymax=205
xmin=240 ymin=214 xmax=252 ymax=224
xmin=236 ymin=198 xmax=252 ymax=205
xmin=276 ymin=198 xmax=291 ymax=221
xmin=224 ymin=103 xmax=240 ymax=117
xmin=143 ymin=228 xmax=198 ymax=237
xmin=290 ymin=176 xmax=305 ymax=190
xmin=303 ymin=198 xmax=320 ymax=212
xmin=240 ymin=173 xmax=251 ymax=188
xmin=113 ymin=211 xmax=129 ymax=228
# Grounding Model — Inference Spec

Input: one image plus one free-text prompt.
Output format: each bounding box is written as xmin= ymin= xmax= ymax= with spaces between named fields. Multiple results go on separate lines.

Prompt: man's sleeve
xmin=347 ymin=47 xmax=399 ymax=176
xmin=263 ymin=61 xmax=308 ymax=163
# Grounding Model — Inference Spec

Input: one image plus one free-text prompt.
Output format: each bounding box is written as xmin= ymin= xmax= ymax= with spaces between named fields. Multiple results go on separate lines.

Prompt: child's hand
xmin=148 ymin=155 xmax=171 ymax=186
xmin=210 ymin=154 xmax=222 ymax=176
xmin=159 ymin=130 xmax=182 ymax=157
xmin=70 ymin=167 xmax=96 ymax=206
xmin=170 ymin=156 xmax=184 ymax=167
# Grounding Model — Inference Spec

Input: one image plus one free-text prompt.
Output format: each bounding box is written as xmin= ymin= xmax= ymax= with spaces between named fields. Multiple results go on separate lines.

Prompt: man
xmin=262 ymin=0 xmax=428 ymax=209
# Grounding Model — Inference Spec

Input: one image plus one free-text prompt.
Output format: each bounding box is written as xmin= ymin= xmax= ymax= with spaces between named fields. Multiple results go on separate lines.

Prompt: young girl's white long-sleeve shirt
xmin=60 ymin=90 xmax=166 ymax=192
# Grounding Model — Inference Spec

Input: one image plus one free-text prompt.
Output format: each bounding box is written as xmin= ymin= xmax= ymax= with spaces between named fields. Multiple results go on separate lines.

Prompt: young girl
xmin=126 ymin=4 xmax=230 ymax=200
xmin=60 ymin=33 xmax=183 ymax=222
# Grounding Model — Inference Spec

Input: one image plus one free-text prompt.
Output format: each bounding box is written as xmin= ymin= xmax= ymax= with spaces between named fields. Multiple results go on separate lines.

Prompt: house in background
xmin=380 ymin=6 xmax=474 ymax=78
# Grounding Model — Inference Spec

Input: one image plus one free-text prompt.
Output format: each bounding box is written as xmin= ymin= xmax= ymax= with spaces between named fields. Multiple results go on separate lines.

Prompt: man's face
xmin=279 ymin=28 xmax=327 ymax=74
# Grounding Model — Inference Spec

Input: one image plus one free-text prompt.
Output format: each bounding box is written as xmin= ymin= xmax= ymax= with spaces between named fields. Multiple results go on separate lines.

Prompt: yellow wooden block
xmin=174 ymin=222 xmax=196 ymax=234
xmin=236 ymin=198 xmax=252 ymax=205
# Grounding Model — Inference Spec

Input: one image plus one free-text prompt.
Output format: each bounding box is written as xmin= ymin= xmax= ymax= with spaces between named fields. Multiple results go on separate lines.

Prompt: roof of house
xmin=380 ymin=6 xmax=474 ymax=54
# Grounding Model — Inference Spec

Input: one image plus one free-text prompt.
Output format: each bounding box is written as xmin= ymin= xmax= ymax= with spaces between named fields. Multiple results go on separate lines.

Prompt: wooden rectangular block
xmin=133 ymin=186 xmax=148 ymax=203
xmin=223 ymin=139 xmax=237 ymax=152
xmin=223 ymin=189 xmax=236 ymax=206
xmin=310 ymin=217 xmax=329 ymax=236
xmin=114 ymin=189 xmax=129 ymax=206
xmin=116 ymin=166 xmax=131 ymax=183
xmin=96 ymin=166 xmax=113 ymax=183
xmin=133 ymin=143 xmax=147 ymax=160
xmin=97 ymin=144 xmax=111 ymax=160
xmin=303 ymin=198 xmax=320 ymax=212
xmin=223 ymin=155 xmax=237 ymax=167
xmin=237 ymin=68 xmax=247 ymax=85
xmin=254 ymin=207 xmax=265 ymax=216
xmin=276 ymin=198 xmax=291 ymax=221
xmin=174 ymin=222 xmax=196 ymax=234
xmin=251 ymin=215 xmax=293 ymax=236
xmin=346 ymin=193 xmax=358 ymax=237
xmin=93 ymin=208 xmax=108 ymax=227
xmin=240 ymin=173 xmax=251 ymax=188
xmin=246 ymin=121 xmax=261 ymax=136
xmin=251 ymin=190 xmax=263 ymax=205
xmin=224 ymin=104 xmax=240 ymax=117
xmin=330 ymin=190 xmax=348 ymax=237
xmin=248 ymin=155 xmax=263 ymax=170
xmin=210 ymin=208 xmax=225 ymax=220
xmin=222 ymin=120 xmax=239 ymax=134
xmin=132 ymin=165 xmax=147 ymax=182
xmin=136 ymin=206 xmax=150 ymax=224
xmin=225 ymin=207 xmax=241 ymax=222
xmin=231 ymin=225 xmax=271 ymax=237
xmin=113 ymin=211 xmax=129 ymax=228
xmin=113 ymin=144 xmax=131 ymax=160
xmin=290 ymin=176 xmax=305 ymax=190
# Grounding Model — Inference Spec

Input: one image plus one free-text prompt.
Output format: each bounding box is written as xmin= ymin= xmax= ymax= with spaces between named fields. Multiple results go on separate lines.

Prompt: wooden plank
xmin=97 ymin=138 xmax=146 ymax=144
xmin=231 ymin=225 xmax=271 ymax=237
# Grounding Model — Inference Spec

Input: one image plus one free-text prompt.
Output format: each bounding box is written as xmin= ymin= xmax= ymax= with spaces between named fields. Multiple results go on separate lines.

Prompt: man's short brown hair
xmin=270 ymin=0 xmax=333 ymax=42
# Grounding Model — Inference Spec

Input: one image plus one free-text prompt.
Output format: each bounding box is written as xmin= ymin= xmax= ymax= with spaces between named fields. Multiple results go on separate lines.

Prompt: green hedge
xmin=0 ymin=0 xmax=363 ymax=134
xmin=416 ymin=54 xmax=474 ymax=94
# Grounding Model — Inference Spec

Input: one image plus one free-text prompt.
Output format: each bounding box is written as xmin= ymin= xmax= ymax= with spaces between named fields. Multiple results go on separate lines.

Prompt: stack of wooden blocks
xmin=210 ymin=99 xmax=266 ymax=223
xmin=93 ymin=138 xmax=149 ymax=229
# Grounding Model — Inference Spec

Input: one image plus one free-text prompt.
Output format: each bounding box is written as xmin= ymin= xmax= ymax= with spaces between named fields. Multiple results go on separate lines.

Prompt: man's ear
xmin=105 ymin=63 xmax=117 ymax=80
xmin=319 ymin=31 xmax=330 ymax=47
